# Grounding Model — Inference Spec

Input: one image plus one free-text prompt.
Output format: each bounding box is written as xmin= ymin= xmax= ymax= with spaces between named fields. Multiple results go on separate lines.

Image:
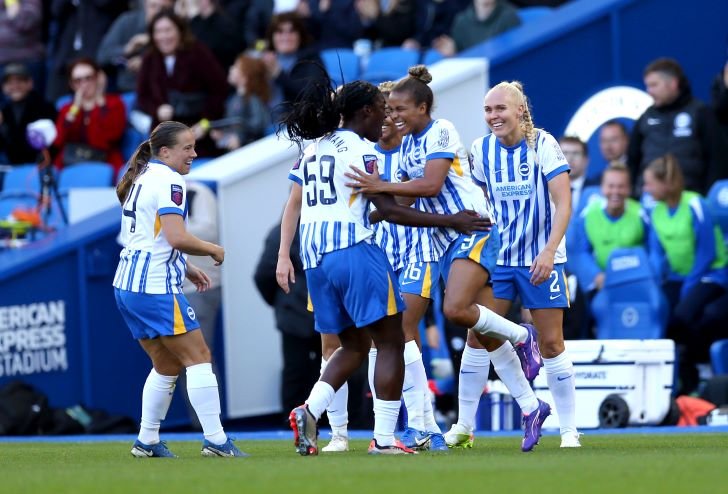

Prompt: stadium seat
xmin=55 ymin=94 xmax=72 ymax=111
xmin=320 ymin=48 xmax=360 ymax=88
xmin=575 ymin=185 xmax=603 ymax=216
xmin=121 ymin=126 xmax=146 ymax=163
xmin=0 ymin=193 xmax=37 ymax=219
xmin=58 ymin=162 xmax=114 ymax=190
xmin=591 ymin=246 xmax=668 ymax=339
xmin=517 ymin=7 xmax=553 ymax=23
xmin=0 ymin=164 xmax=40 ymax=194
xmin=706 ymin=179 xmax=728 ymax=242
xmin=422 ymin=48 xmax=445 ymax=66
xmin=120 ymin=92 xmax=137 ymax=117
xmin=361 ymin=47 xmax=420 ymax=85
xmin=710 ymin=339 xmax=728 ymax=375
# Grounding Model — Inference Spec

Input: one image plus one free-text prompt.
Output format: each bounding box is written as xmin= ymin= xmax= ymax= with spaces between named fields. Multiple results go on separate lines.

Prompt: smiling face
xmin=159 ymin=129 xmax=197 ymax=174
xmin=483 ymin=87 xmax=524 ymax=146
xmin=387 ymin=90 xmax=429 ymax=136
xmin=153 ymin=16 xmax=181 ymax=56
xmin=601 ymin=168 xmax=631 ymax=215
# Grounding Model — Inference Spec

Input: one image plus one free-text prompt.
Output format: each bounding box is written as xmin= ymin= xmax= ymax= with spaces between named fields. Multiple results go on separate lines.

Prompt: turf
xmin=2 ymin=434 xmax=727 ymax=494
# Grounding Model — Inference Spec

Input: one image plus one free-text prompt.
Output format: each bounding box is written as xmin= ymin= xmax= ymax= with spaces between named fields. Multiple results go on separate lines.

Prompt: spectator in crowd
xmin=261 ymin=11 xmax=325 ymax=122
xmin=135 ymin=9 xmax=228 ymax=156
xmin=572 ymin=162 xmax=648 ymax=296
xmin=561 ymin=135 xmax=599 ymax=214
xmin=53 ymin=58 xmax=126 ymax=174
xmin=598 ymin=119 xmax=629 ymax=165
xmin=97 ymin=0 xmax=175 ymax=94
xmin=301 ymin=0 xmax=367 ymax=51
xmin=254 ymin=219 xmax=321 ymax=416
xmin=177 ymin=0 xmax=246 ymax=70
xmin=179 ymin=179 xmax=224 ymax=429
xmin=628 ymin=57 xmax=728 ymax=196
xmin=643 ymin=154 xmax=728 ymax=395
xmin=197 ymin=54 xmax=271 ymax=151
xmin=0 ymin=0 xmax=45 ymax=98
xmin=356 ymin=0 xmax=417 ymax=48
xmin=431 ymin=0 xmax=521 ymax=57
xmin=47 ymin=0 xmax=127 ymax=102
xmin=402 ymin=0 xmax=470 ymax=51
xmin=711 ymin=59 xmax=728 ymax=141
xmin=0 ymin=64 xmax=57 ymax=165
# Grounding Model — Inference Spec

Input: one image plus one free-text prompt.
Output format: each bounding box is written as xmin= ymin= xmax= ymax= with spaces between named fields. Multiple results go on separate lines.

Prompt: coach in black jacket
xmin=254 ymin=221 xmax=321 ymax=415
xmin=628 ymin=58 xmax=728 ymax=195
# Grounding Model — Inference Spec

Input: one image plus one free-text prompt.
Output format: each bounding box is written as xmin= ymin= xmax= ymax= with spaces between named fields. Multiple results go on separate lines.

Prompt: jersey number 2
xmin=122 ymin=184 xmax=142 ymax=233
xmin=303 ymin=155 xmax=337 ymax=206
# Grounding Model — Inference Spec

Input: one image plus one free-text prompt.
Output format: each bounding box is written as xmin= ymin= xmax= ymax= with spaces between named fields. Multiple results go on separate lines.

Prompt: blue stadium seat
xmin=121 ymin=127 xmax=146 ymax=163
xmin=517 ymin=7 xmax=553 ymax=23
xmin=575 ymin=185 xmax=603 ymax=216
xmin=422 ymin=48 xmax=444 ymax=66
xmin=320 ymin=48 xmax=360 ymax=88
xmin=120 ymin=92 xmax=137 ymax=117
xmin=58 ymin=162 xmax=114 ymax=190
xmin=706 ymin=179 xmax=728 ymax=242
xmin=0 ymin=164 xmax=40 ymax=194
xmin=55 ymin=94 xmax=72 ymax=111
xmin=361 ymin=47 xmax=420 ymax=85
xmin=710 ymin=339 xmax=728 ymax=375
xmin=591 ymin=246 xmax=668 ymax=339
xmin=0 ymin=194 xmax=37 ymax=219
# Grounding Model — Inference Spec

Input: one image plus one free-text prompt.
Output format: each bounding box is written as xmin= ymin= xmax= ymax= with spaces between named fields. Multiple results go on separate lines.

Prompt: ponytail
xmin=116 ymin=140 xmax=150 ymax=203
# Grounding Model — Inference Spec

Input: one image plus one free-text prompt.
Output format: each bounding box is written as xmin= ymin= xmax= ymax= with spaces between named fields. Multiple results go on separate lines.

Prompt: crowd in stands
xmin=2 ymin=0 xmax=728 ymax=399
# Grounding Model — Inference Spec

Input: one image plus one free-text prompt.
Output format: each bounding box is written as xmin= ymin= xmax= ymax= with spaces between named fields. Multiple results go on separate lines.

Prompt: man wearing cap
xmin=0 ymin=63 xmax=57 ymax=165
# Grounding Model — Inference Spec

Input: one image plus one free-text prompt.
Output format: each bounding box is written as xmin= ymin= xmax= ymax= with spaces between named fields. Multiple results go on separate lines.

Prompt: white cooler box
xmin=533 ymin=339 xmax=675 ymax=429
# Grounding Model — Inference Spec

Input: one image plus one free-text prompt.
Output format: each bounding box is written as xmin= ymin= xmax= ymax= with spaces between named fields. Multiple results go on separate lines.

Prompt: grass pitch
xmin=1 ymin=434 xmax=726 ymax=494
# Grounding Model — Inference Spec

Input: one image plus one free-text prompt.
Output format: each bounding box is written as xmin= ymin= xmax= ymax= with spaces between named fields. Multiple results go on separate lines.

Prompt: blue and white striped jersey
xmin=113 ymin=160 xmax=188 ymax=294
xmin=288 ymin=130 xmax=376 ymax=270
xmin=399 ymin=118 xmax=491 ymax=263
xmin=372 ymin=143 xmax=412 ymax=272
xmin=471 ymin=130 xmax=570 ymax=267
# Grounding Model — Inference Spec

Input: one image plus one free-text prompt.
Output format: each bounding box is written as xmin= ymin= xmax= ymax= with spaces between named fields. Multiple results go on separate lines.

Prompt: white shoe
xmin=560 ymin=431 xmax=582 ymax=448
xmin=444 ymin=423 xmax=474 ymax=449
xmin=322 ymin=434 xmax=349 ymax=452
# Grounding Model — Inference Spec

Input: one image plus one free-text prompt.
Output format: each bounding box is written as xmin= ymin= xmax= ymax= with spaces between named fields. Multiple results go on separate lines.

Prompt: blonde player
xmin=113 ymin=121 xmax=246 ymax=458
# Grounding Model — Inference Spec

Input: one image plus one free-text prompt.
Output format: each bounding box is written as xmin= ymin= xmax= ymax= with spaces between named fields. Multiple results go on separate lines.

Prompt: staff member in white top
xmin=469 ymin=81 xmax=580 ymax=448
xmin=113 ymin=120 xmax=246 ymax=458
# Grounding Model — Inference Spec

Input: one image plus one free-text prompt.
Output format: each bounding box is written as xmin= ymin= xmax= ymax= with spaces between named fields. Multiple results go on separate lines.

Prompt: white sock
xmin=368 ymin=348 xmax=377 ymax=400
xmin=471 ymin=304 xmax=528 ymax=345
xmin=305 ymin=380 xmax=335 ymax=421
xmin=186 ymin=363 xmax=226 ymax=445
xmin=543 ymin=351 xmax=577 ymax=435
xmin=422 ymin=386 xmax=441 ymax=433
xmin=373 ymin=399 xmax=401 ymax=446
xmin=456 ymin=344 xmax=490 ymax=431
xmin=402 ymin=340 xmax=426 ymax=431
xmin=489 ymin=341 xmax=539 ymax=415
xmin=138 ymin=369 xmax=177 ymax=445
xmin=321 ymin=358 xmax=348 ymax=436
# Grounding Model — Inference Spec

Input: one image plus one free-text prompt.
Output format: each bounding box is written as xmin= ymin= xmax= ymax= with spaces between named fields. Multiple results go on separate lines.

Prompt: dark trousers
xmin=280 ymin=331 xmax=322 ymax=415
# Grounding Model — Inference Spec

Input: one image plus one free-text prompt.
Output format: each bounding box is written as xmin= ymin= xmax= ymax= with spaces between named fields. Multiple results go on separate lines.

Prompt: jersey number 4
xmin=303 ymin=154 xmax=338 ymax=206
xmin=122 ymin=184 xmax=142 ymax=233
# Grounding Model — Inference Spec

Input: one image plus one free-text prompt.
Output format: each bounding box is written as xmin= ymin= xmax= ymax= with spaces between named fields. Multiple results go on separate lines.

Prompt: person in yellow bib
xmin=643 ymin=154 xmax=728 ymax=395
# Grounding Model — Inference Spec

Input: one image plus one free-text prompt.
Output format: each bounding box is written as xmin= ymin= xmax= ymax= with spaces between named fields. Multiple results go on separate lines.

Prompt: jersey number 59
xmin=303 ymin=154 xmax=338 ymax=207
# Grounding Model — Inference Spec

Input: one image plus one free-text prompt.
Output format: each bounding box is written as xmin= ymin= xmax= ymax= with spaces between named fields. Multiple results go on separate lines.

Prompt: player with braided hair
xmin=275 ymin=73 xmax=490 ymax=455
xmin=463 ymin=80 xmax=580 ymax=448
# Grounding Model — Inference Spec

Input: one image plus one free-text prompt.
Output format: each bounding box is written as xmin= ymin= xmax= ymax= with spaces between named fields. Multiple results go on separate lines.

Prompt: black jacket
xmin=254 ymin=223 xmax=316 ymax=339
xmin=0 ymin=91 xmax=57 ymax=164
xmin=628 ymin=88 xmax=728 ymax=195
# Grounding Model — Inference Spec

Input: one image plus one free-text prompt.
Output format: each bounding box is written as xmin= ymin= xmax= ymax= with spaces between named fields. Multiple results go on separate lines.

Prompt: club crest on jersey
xmin=187 ymin=306 xmax=196 ymax=320
xmin=171 ymin=184 xmax=183 ymax=206
xmin=519 ymin=162 xmax=531 ymax=176
xmin=363 ymin=154 xmax=377 ymax=174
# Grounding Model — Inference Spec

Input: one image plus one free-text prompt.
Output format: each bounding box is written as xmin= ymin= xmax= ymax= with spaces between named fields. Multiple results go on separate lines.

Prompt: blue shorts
xmin=114 ymin=288 xmax=200 ymax=339
xmin=440 ymin=230 xmax=500 ymax=285
xmin=491 ymin=264 xmax=570 ymax=309
xmin=306 ymin=242 xmax=405 ymax=334
xmin=399 ymin=261 xmax=441 ymax=299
